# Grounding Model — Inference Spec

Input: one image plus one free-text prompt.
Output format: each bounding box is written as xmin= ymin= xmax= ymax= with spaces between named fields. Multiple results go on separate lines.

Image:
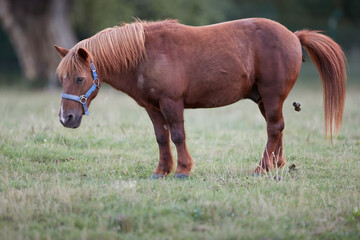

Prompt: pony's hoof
xmin=274 ymin=175 xmax=282 ymax=181
xmin=174 ymin=174 xmax=189 ymax=179
xmin=251 ymin=172 xmax=262 ymax=177
xmin=150 ymin=174 xmax=165 ymax=179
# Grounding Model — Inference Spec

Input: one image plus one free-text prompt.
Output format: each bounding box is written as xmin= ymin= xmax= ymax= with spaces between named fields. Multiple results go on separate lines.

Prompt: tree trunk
xmin=0 ymin=0 xmax=77 ymax=88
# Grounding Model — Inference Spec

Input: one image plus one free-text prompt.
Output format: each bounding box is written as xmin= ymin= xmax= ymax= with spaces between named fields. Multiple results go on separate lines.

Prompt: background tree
xmin=0 ymin=0 xmax=76 ymax=87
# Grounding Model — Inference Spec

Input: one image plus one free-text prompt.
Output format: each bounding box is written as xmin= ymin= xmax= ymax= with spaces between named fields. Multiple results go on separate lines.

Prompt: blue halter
xmin=61 ymin=60 xmax=100 ymax=116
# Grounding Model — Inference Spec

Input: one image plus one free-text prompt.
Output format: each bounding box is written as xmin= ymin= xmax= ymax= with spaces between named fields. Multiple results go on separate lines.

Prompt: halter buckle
xmin=79 ymin=95 xmax=87 ymax=104
xmin=93 ymin=79 xmax=100 ymax=88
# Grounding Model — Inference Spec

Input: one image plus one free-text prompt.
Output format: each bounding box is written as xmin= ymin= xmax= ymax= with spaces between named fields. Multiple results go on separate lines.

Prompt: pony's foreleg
xmin=257 ymin=100 xmax=286 ymax=169
xmin=146 ymin=108 xmax=174 ymax=178
xmin=159 ymin=98 xmax=193 ymax=178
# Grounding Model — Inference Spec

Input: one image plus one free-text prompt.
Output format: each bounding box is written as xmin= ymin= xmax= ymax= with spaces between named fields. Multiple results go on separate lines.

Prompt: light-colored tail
xmin=295 ymin=30 xmax=347 ymax=140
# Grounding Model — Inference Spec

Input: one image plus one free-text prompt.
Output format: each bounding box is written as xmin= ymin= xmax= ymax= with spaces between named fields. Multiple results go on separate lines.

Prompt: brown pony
xmin=55 ymin=18 xmax=346 ymax=178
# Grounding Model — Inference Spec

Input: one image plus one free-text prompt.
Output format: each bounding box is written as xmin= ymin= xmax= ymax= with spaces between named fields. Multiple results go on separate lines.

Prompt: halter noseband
xmin=61 ymin=60 xmax=100 ymax=116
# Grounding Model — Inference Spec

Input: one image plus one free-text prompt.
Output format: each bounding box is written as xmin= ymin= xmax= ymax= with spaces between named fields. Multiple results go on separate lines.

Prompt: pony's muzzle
xmin=60 ymin=112 xmax=82 ymax=128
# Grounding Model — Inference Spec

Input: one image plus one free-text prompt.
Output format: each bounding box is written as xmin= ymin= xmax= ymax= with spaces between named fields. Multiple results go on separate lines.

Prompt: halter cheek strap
xmin=61 ymin=60 xmax=100 ymax=116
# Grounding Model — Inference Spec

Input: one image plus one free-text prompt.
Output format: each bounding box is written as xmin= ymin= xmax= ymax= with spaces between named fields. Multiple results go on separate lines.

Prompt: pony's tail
xmin=294 ymin=30 xmax=347 ymax=140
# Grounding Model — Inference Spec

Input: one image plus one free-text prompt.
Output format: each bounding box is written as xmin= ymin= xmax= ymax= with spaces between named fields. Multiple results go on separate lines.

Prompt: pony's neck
xmin=88 ymin=51 xmax=138 ymax=94
xmin=77 ymin=22 xmax=146 ymax=81
xmin=103 ymin=70 xmax=137 ymax=91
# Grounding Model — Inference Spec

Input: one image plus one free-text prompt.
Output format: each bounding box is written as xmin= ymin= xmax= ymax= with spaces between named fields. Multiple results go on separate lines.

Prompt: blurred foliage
xmin=0 ymin=29 xmax=20 ymax=72
xmin=70 ymin=0 xmax=360 ymax=49
xmin=1 ymin=0 xmax=359 ymax=76
xmin=71 ymin=0 xmax=232 ymax=38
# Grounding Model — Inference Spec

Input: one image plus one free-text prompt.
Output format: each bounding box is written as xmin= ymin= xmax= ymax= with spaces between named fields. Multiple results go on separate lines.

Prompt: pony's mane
xmin=57 ymin=19 xmax=178 ymax=76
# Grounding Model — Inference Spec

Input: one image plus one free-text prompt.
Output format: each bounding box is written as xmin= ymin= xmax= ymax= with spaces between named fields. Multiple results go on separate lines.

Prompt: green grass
xmin=0 ymin=74 xmax=359 ymax=239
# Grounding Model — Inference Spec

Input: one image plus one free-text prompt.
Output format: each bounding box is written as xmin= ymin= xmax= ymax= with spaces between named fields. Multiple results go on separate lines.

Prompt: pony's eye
xmin=76 ymin=77 xmax=85 ymax=84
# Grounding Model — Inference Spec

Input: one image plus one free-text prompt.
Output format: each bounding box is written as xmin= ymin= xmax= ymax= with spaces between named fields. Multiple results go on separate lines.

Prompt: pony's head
xmin=55 ymin=45 xmax=100 ymax=128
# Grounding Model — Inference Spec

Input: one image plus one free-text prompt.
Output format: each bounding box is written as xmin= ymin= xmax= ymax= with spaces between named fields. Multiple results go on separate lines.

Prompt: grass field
xmin=0 ymin=68 xmax=359 ymax=239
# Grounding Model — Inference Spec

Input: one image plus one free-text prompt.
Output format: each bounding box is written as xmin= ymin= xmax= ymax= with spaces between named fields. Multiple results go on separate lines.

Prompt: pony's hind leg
xmin=159 ymin=98 xmax=193 ymax=178
xmin=255 ymin=97 xmax=285 ymax=174
xmin=275 ymin=132 xmax=285 ymax=168
xmin=146 ymin=108 xmax=174 ymax=178
xmin=257 ymin=100 xmax=285 ymax=168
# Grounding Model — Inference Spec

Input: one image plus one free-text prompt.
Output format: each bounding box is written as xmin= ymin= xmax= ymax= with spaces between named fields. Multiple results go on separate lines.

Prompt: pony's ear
xmin=54 ymin=45 xmax=69 ymax=58
xmin=77 ymin=48 xmax=90 ymax=62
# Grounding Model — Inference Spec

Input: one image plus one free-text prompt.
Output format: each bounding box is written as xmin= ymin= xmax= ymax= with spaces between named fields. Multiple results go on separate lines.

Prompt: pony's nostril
xmin=66 ymin=113 xmax=75 ymax=124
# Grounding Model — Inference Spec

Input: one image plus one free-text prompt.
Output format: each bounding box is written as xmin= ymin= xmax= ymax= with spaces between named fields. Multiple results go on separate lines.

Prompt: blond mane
xmin=57 ymin=20 xmax=177 ymax=76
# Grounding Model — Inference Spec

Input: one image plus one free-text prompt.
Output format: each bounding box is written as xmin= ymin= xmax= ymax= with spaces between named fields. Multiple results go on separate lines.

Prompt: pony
xmin=55 ymin=18 xmax=346 ymax=178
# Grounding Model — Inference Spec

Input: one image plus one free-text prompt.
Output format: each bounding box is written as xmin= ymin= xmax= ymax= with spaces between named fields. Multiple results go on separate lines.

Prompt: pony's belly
xmin=184 ymin=86 xmax=248 ymax=108
xmin=184 ymin=70 xmax=253 ymax=108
